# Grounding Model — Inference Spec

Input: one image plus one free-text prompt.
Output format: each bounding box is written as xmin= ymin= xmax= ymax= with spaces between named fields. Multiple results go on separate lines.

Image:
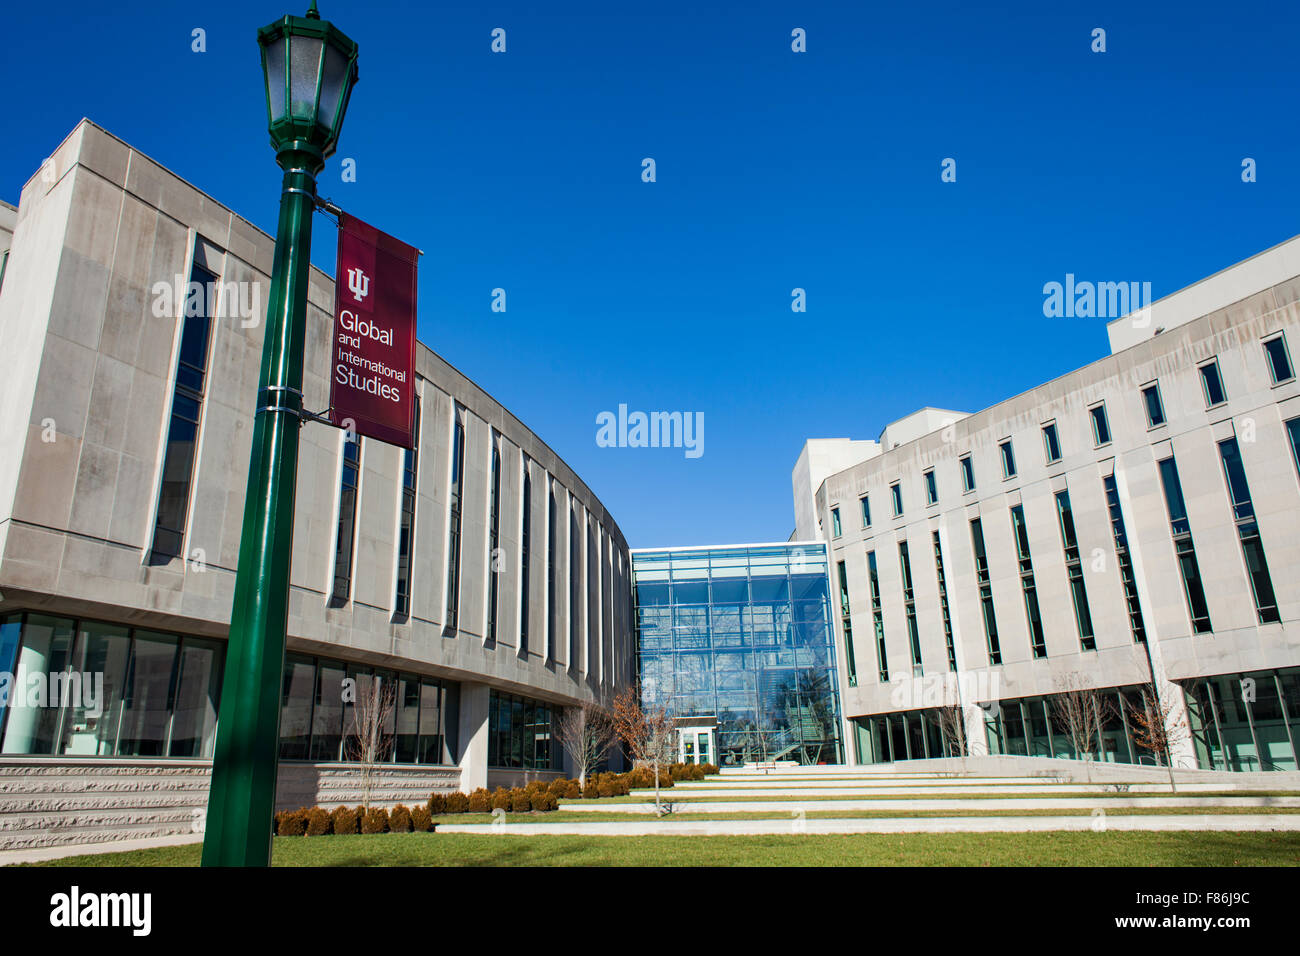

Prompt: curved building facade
xmin=0 ymin=121 xmax=635 ymax=850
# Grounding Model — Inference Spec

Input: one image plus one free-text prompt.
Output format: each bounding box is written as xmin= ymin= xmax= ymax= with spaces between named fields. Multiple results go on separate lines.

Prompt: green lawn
xmin=24 ymin=831 xmax=1300 ymax=867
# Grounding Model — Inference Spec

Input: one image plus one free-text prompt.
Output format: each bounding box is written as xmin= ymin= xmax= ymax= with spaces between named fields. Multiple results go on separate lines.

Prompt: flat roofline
xmin=631 ymin=540 xmax=827 ymax=554
xmin=813 ymin=234 xmax=1297 ymax=486
xmin=48 ymin=119 xmax=625 ymax=546
xmin=1105 ymin=231 xmax=1300 ymax=331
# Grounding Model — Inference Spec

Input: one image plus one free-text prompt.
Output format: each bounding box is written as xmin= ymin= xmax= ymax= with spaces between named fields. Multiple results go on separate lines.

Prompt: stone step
xmin=633 ymin=782 xmax=1291 ymax=797
xmin=562 ymin=795 xmax=1300 ymax=813
xmin=436 ymin=814 xmax=1300 ymax=835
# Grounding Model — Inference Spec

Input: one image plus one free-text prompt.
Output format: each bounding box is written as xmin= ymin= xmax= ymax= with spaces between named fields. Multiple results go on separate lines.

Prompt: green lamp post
xmin=201 ymin=1 xmax=358 ymax=867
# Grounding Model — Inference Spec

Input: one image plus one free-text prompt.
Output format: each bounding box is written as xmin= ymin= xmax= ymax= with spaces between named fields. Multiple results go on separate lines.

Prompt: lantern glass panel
xmin=264 ymin=36 xmax=287 ymax=122
xmin=289 ymin=34 xmax=324 ymax=120
xmin=318 ymin=41 xmax=349 ymax=131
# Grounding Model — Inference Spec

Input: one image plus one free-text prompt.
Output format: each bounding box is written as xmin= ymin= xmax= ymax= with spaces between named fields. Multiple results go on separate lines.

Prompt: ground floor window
xmin=488 ymin=690 xmax=557 ymax=770
xmin=0 ymin=612 xmax=222 ymax=758
xmin=278 ymin=653 xmax=457 ymax=766
xmin=1182 ymin=668 xmax=1299 ymax=772
xmin=850 ymin=671 xmax=1300 ymax=772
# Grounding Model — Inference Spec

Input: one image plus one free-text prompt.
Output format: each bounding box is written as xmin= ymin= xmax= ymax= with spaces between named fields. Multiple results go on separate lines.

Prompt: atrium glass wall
xmin=632 ymin=544 xmax=844 ymax=767
xmin=0 ymin=612 xmax=223 ymax=758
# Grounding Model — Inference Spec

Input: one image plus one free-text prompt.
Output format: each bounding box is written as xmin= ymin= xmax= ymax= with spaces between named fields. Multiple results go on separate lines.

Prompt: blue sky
xmin=4 ymin=1 xmax=1297 ymax=548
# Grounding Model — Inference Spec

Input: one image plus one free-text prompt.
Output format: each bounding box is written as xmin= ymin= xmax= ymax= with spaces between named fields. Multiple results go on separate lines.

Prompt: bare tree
xmin=1124 ymin=683 xmax=1191 ymax=792
xmin=935 ymin=704 xmax=968 ymax=759
xmin=344 ymin=674 xmax=397 ymax=810
xmin=552 ymin=699 xmax=616 ymax=786
xmin=1050 ymin=673 xmax=1116 ymax=781
xmin=612 ymin=683 xmax=675 ymax=816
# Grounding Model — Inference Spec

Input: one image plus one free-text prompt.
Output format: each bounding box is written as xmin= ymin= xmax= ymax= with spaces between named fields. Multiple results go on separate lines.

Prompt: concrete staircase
xmin=442 ymin=759 xmax=1300 ymax=835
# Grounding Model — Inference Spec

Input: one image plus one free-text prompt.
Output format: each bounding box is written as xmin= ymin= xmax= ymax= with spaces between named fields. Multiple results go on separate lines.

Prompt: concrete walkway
xmin=434 ymin=814 xmax=1300 ymax=835
xmin=561 ymin=795 xmax=1300 ymax=813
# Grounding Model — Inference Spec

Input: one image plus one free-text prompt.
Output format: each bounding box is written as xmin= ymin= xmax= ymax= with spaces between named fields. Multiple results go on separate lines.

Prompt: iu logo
xmin=347 ymin=267 xmax=370 ymax=303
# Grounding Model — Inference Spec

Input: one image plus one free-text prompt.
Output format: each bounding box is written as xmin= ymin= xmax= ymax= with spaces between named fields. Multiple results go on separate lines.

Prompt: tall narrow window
xmin=1042 ymin=422 xmax=1062 ymax=464
xmin=1089 ymin=403 xmax=1111 ymax=446
xmin=837 ymin=561 xmax=858 ymax=687
xmin=1010 ymin=505 xmax=1047 ymax=659
xmin=999 ymin=439 xmax=1017 ymax=479
xmin=1288 ymin=417 xmax=1300 ymax=479
xmin=1263 ymin=333 xmax=1294 ymax=384
xmin=520 ymin=460 xmax=532 ymax=651
xmin=444 ymin=408 xmax=465 ymax=630
xmin=860 ymin=495 xmax=871 ymax=527
xmin=487 ymin=437 xmax=501 ymax=641
xmin=1157 ymin=456 xmax=1212 ymax=634
xmin=394 ymin=398 xmax=420 ymax=617
xmin=1102 ymin=474 xmax=1147 ymax=643
xmin=1054 ymin=490 xmax=1096 ymax=651
xmin=547 ymin=481 xmax=557 ymax=660
xmin=1199 ymin=359 xmax=1227 ymax=408
xmin=1141 ymin=382 xmax=1166 ymax=427
xmin=326 ymin=431 xmax=362 ymax=604
xmin=831 ymin=507 xmax=842 ymax=537
xmin=570 ymin=506 xmax=580 ymax=665
xmin=924 ymin=469 xmax=938 ymax=505
xmin=931 ymin=531 xmax=957 ymax=671
xmin=867 ymin=551 xmax=889 ymax=682
xmin=151 ymin=262 xmax=217 ymax=563
xmin=898 ymin=541 xmax=923 ymax=676
xmin=1216 ymin=437 xmax=1280 ymax=623
xmin=890 ymin=482 xmax=903 ymax=517
xmin=960 ymin=455 xmax=976 ymax=493
xmin=969 ymin=518 xmax=1001 ymax=665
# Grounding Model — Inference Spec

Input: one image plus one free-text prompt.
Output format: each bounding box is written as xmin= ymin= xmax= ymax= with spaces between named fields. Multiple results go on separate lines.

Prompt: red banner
xmin=329 ymin=213 xmax=419 ymax=449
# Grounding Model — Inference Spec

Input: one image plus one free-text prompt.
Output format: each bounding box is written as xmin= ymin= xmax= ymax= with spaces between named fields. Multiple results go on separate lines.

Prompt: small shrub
xmin=361 ymin=807 xmax=389 ymax=834
xmin=389 ymin=804 xmax=413 ymax=833
xmin=562 ymin=779 xmax=582 ymax=799
xmin=275 ymin=809 xmax=307 ymax=836
xmin=490 ymin=787 xmax=512 ymax=811
xmin=546 ymin=778 xmax=568 ymax=796
xmin=330 ymin=805 xmax=360 ymax=835
xmin=427 ymin=793 xmax=448 ymax=815
xmin=510 ymin=788 xmax=532 ymax=813
xmin=411 ymin=805 xmax=434 ymax=832
xmin=699 ymin=763 xmax=719 ymax=775
xmin=530 ymin=790 xmax=558 ymax=812
xmin=525 ymin=779 xmax=548 ymax=795
xmin=304 ymin=806 xmax=331 ymax=836
xmin=582 ymin=779 xmax=601 ymax=799
xmin=445 ymin=792 xmax=470 ymax=814
xmin=468 ymin=787 xmax=491 ymax=813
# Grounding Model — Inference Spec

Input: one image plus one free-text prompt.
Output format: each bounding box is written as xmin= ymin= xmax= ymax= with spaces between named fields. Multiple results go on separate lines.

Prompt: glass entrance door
xmin=679 ymin=728 xmax=715 ymax=764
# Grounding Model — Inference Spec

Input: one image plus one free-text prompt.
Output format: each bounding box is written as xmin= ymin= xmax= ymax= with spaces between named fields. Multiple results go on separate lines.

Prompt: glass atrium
xmin=632 ymin=544 xmax=844 ymax=766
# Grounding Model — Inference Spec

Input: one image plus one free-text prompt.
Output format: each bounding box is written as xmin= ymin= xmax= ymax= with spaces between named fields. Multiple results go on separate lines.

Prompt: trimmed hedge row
xmin=274 ymin=803 xmax=438 ymax=836
xmin=274 ymin=764 xmax=724 ymax=832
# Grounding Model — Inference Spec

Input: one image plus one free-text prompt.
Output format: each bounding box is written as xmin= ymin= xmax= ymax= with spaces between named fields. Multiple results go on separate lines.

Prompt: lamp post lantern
xmin=201 ymin=1 xmax=358 ymax=867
